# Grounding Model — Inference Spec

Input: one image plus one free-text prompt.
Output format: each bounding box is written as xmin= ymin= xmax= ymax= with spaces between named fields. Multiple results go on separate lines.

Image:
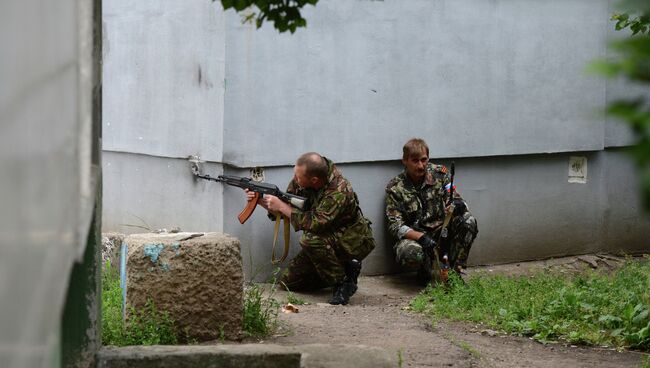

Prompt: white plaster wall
xmin=223 ymin=0 xmax=610 ymax=167
xmin=103 ymin=0 xmax=226 ymax=162
xmin=103 ymin=152 xmax=225 ymax=234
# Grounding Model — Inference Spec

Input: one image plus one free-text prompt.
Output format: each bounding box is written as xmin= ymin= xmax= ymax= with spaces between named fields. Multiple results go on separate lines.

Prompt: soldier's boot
xmin=417 ymin=252 xmax=434 ymax=286
xmin=343 ymin=259 xmax=362 ymax=296
xmin=328 ymin=283 xmax=351 ymax=305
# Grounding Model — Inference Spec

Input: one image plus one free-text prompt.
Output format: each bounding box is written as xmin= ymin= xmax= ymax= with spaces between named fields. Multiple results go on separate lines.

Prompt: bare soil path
xmin=251 ymin=256 xmax=648 ymax=368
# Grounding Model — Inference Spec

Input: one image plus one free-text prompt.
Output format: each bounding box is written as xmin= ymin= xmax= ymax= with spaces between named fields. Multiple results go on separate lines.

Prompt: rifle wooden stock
xmin=238 ymin=192 xmax=260 ymax=224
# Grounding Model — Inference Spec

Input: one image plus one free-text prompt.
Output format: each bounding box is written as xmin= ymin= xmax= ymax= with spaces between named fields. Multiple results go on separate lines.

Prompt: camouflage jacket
xmin=385 ymin=163 xmax=460 ymax=239
xmin=286 ymin=157 xmax=362 ymax=235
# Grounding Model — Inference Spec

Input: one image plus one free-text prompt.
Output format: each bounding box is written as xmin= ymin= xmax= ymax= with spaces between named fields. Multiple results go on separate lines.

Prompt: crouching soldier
xmin=248 ymin=152 xmax=375 ymax=304
xmin=385 ymin=138 xmax=478 ymax=284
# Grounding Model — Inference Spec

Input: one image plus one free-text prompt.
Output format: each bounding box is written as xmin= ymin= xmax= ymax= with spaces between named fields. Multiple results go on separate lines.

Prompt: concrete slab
xmin=97 ymin=344 xmax=397 ymax=368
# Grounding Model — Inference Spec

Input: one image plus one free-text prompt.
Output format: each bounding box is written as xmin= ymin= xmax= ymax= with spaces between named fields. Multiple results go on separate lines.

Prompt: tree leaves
xmin=593 ymin=8 xmax=650 ymax=209
xmin=216 ymin=0 xmax=319 ymax=33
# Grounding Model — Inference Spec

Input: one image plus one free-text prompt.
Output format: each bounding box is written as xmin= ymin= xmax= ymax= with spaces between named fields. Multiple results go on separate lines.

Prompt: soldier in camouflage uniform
xmin=249 ymin=152 xmax=375 ymax=305
xmin=385 ymin=138 xmax=478 ymax=284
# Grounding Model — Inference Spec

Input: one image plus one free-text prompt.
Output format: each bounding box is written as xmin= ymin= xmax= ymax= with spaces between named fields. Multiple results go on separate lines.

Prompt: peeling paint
xmin=143 ymin=243 xmax=165 ymax=264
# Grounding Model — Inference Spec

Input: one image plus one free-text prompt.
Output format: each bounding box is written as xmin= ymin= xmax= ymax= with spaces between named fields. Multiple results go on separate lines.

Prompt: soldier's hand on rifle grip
xmin=244 ymin=189 xmax=264 ymax=207
xmin=452 ymin=198 xmax=467 ymax=216
xmin=417 ymin=233 xmax=436 ymax=252
xmin=261 ymin=195 xmax=292 ymax=218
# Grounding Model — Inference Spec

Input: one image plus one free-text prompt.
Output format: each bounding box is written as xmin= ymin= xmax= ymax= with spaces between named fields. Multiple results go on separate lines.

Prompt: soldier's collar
xmin=403 ymin=170 xmax=433 ymax=189
xmin=424 ymin=171 xmax=434 ymax=186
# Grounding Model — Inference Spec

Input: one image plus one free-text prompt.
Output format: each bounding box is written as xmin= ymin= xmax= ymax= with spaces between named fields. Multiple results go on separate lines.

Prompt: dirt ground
xmin=247 ymin=254 xmax=649 ymax=368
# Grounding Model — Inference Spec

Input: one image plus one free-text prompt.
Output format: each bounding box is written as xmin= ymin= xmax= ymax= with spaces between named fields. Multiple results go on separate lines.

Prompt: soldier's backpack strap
xmin=271 ymin=213 xmax=291 ymax=264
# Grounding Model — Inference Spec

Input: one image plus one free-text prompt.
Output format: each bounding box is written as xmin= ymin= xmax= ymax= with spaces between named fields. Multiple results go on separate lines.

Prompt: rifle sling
xmin=437 ymin=203 xmax=455 ymax=244
xmin=271 ymin=213 xmax=291 ymax=264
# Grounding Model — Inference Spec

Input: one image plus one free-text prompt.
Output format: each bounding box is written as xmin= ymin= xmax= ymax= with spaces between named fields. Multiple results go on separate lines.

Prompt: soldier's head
xmin=294 ymin=152 xmax=328 ymax=189
xmin=402 ymin=138 xmax=429 ymax=184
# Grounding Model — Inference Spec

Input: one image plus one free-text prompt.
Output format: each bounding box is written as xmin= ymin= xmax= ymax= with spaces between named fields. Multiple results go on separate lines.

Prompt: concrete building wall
xmin=103 ymin=0 xmax=650 ymax=280
xmin=102 ymin=0 xmax=228 ymax=233
xmin=102 ymin=152 xmax=225 ymax=233
xmin=223 ymin=0 xmax=609 ymax=166
xmin=102 ymin=0 xmax=226 ymax=162
xmin=0 ymin=1 xmax=100 ymax=367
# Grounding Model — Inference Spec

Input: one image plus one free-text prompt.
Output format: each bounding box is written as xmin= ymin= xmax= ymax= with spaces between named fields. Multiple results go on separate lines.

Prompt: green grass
xmin=242 ymin=283 xmax=280 ymax=337
xmin=397 ymin=349 xmax=404 ymax=368
xmin=242 ymin=267 xmax=284 ymax=337
xmin=411 ymin=258 xmax=650 ymax=351
xmin=286 ymin=291 xmax=307 ymax=305
xmin=641 ymin=355 xmax=650 ymax=368
xmin=101 ymin=261 xmax=179 ymax=346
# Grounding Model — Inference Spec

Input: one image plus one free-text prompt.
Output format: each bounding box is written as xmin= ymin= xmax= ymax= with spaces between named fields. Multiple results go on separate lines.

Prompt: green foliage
xmin=397 ymin=349 xmax=404 ymax=368
xmin=590 ymin=2 xmax=650 ymax=209
xmin=411 ymin=259 xmax=650 ymax=351
xmin=243 ymin=283 xmax=281 ymax=336
xmin=101 ymin=261 xmax=179 ymax=346
xmin=286 ymin=291 xmax=307 ymax=305
xmin=101 ymin=261 xmax=125 ymax=345
xmin=613 ymin=13 xmax=650 ymax=35
xmin=242 ymin=267 xmax=283 ymax=337
xmin=642 ymin=355 xmax=650 ymax=368
xmin=218 ymin=0 xmax=318 ymax=33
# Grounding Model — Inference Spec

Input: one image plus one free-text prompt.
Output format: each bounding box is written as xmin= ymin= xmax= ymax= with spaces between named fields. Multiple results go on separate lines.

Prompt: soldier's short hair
xmin=402 ymin=138 xmax=429 ymax=160
xmin=297 ymin=152 xmax=328 ymax=182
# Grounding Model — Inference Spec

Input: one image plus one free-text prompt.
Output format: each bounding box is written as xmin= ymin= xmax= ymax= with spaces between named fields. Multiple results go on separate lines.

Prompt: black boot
xmin=328 ymin=283 xmax=351 ymax=305
xmin=343 ymin=259 xmax=362 ymax=297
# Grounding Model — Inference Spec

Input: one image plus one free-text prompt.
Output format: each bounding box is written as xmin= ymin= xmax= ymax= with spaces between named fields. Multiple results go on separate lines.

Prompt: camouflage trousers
xmin=280 ymin=217 xmax=375 ymax=291
xmin=394 ymin=211 xmax=478 ymax=270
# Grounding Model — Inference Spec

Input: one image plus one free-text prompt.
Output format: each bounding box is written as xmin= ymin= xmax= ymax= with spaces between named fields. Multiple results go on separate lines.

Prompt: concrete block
xmin=125 ymin=232 xmax=243 ymax=341
xmin=98 ymin=345 xmax=300 ymax=368
xmin=97 ymin=344 xmax=397 ymax=368
xmin=102 ymin=232 xmax=125 ymax=269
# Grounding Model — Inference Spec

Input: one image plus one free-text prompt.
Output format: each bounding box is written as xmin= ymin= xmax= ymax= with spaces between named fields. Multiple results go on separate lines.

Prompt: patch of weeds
xmin=184 ymin=327 xmax=199 ymax=345
xmin=412 ymin=257 xmax=650 ymax=351
xmin=101 ymin=260 xmax=125 ymax=345
xmin=641 ymin=355 xmax=650 ymax=368
xmin=286 ymin=291 xmax=307 ymax=305
xmin=124 ymin=299 xmax=178 ymax=345
xmin=443 ymin=332 xmax=482 ymax=359
xmin=101 ymin=260 xmax=179 ymax=346
xmin=457 ymin=340 xmax=481 ymax=358
xmin=397 ymin=348 xmax=404 ymax=368
xmin=242 ymin=268 xmax=282 ymax=337
xmin=217 ymin=324 xmax=226 ymax=342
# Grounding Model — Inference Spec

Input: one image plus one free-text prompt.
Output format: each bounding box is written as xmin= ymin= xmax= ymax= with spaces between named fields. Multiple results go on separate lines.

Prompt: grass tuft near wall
xmin=102 ymin=261 xmax=179 ymax=346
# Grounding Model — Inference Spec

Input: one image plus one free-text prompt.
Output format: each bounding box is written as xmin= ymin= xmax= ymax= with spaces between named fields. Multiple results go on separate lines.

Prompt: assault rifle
xmin=189 ymin=157 xmax=307 ymax=224
xmin=436 ymin=162 xmax=455 ymax=284
xmin=189 ymin=156 xmax=307 ymax=263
